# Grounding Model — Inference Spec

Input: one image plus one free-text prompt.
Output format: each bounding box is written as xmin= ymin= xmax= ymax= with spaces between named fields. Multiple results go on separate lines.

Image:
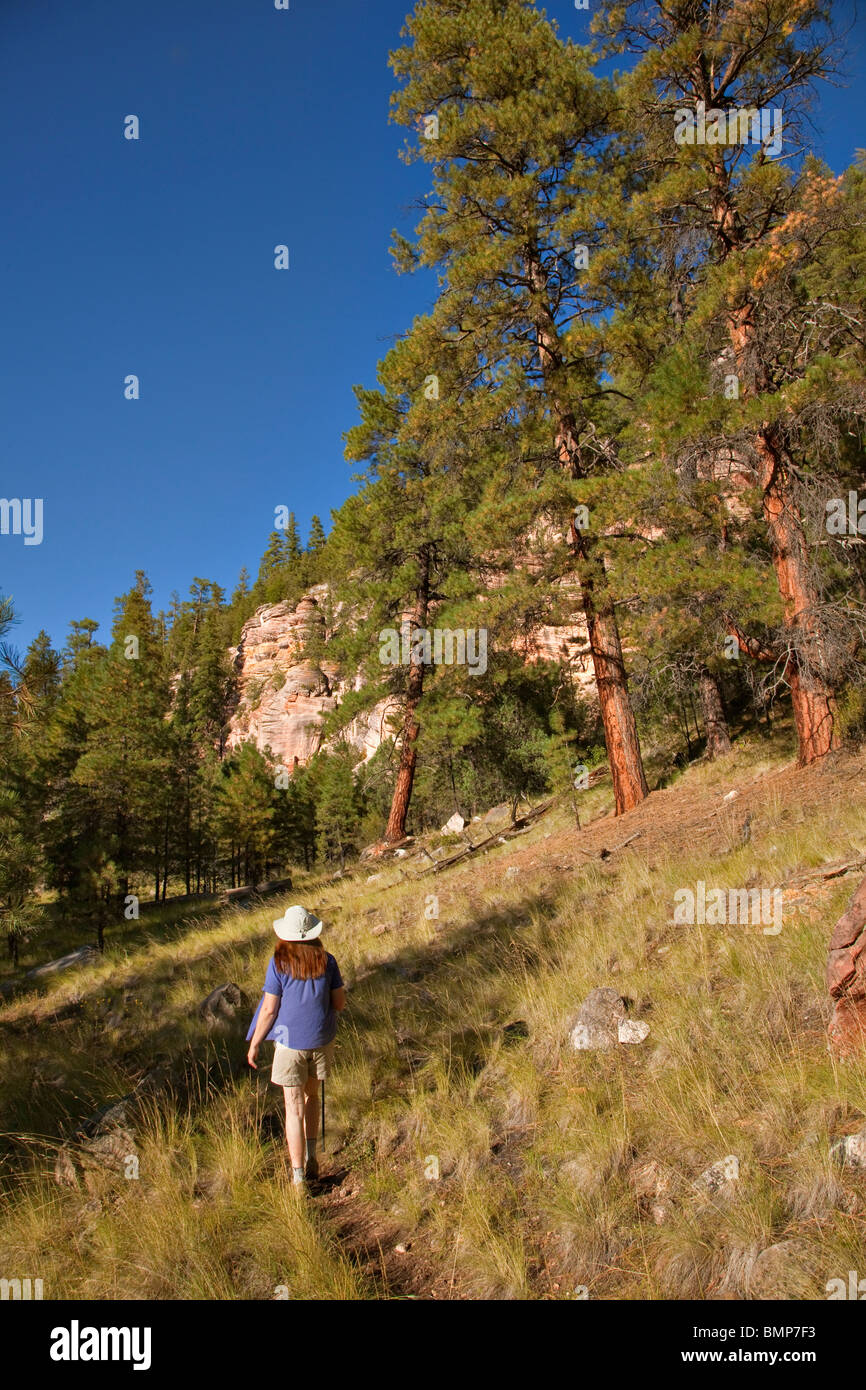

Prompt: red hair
xmin=274 ymin=939 xmax=327 ymax=981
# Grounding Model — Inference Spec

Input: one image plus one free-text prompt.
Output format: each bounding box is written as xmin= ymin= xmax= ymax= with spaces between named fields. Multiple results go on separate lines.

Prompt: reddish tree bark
xmin=715 ymin=207 xmax=838 ymax=766
xmin=385 ymin=544 xmax=431 ymax=843
xmin=699 ymin=667 xmax=732 ymax=759
xmin=574 ymin=527 xmax=649 ymax=812
xmin=527 ymin=247 xmax=649 ymax=816
xmin=757 ymin=432 xmax=838 ymax=763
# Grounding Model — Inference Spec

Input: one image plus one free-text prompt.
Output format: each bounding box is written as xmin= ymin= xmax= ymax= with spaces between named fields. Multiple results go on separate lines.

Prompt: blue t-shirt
xmin=246 ymin=951 xmax=344 ymax=1051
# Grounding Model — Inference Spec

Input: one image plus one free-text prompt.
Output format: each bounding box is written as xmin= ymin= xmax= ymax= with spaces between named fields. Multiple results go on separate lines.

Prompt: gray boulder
xmin=743 ymin=1240 xmax=820 ymax=1300
xmin=54 ymin=1099 xmax=138 ymax=1190
xmin=199 ymin=982 xmax=247 ymax=1028
xmin=569 ymin=988 xmax=626 ymax=1051
xmin=618 ymin=1018 xmax=650 ymax=1044
xmin=695 ymin=1155 xmax=740 ymax=1201
xmin=830 ymin=1127 xmax=866 ymax=1170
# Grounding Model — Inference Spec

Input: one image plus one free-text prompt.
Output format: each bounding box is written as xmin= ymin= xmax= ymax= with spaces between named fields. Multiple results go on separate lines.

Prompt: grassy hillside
xmin=2 ymin=732 xmax=865 ymax=1300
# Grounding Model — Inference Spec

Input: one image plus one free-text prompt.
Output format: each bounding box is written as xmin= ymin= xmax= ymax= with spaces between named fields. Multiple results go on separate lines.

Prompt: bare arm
xmin=331 ymin=986 xmax=347 ymax=1012
xmin=247 ymin=992 xmax=280 ymax=1068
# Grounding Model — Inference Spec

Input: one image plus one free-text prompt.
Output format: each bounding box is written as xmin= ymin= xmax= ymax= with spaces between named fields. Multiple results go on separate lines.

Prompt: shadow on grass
xmin=0 ymin=877 xmax=565 ymax=1184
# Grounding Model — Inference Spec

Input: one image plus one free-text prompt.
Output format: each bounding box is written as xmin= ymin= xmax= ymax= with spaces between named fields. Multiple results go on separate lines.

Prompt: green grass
xmin=2 ymin=734 xmax=866 ymax=1299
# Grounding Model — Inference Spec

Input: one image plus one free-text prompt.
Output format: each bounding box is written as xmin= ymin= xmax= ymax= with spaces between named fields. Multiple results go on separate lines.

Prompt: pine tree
xmin=255 ymin=530 xmax=288 ymax=595
xmin=0 ymin=787 xmax=43 ymax=967
xmin=216 ymin=742 xmax=276 ymax=885
xmin=232 ymin=567 xmax=251 ymax=605
xmin=34 ymin=619 xmax=107 ymax=908
xmin=0 ymin=599 xmax=46 ymax=965
xmin=390 ymin=0 xmax=649 ymax=813
xmin=309 ymin=747 xmax=366 ymax=870
xmin=336 ymin=327 xmax=483 ymax=842
xmin=272 ymin=765 xmax=317 ymax=871
xmin=72 ymin=574 xmax=173 ymax=911
xmin=598 ymin=0 xmax=865 ymax=763
xmin=307 ymin=515 xmax=327 ymax=555
xmin=283 ymin=511 xmax=302 ymax=564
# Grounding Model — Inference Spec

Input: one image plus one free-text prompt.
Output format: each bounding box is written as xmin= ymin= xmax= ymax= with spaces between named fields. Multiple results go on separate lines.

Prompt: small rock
xmin=569 ymin=988 xmax=626 ymax=1051
xmin=629 ymin=1159 xmax=672 ymax=1224
xmin=54 ymin=1146 xmax=80 ymax=1187
xmin=55 ymin=1099 xmax=138 ymax=1188
xmin=505 ymin=866 xmax=520 ymax=877
xmin=394 ymin=1243 xmax=410 ymax=1254
xmin=696 ymin=1155 xmax=740 ymax=1196
xmin=199 ymin=982 xmax=247 ymax=1027
xmin=722 ymin=789 xmax=739 ymax=802
xmin=830 ymin=1128 xmax=866 ymax=1170
xmin=366 ymin=873 xmax=383 ymax=884
xmin=371 ymin=923 xmax=388 ymax=937
xmin=360 ymin=842 xmax=387 ymax=860
xmin=618 ymin=1018 xmax=650 ymax=1045
xmin=559 ymin=1155 xmax=600 ymax=1195
xmin=744 ymin=1240 xmax=818 ymax=1300
xmin=440 ymin=812 xmax=466 ymax=835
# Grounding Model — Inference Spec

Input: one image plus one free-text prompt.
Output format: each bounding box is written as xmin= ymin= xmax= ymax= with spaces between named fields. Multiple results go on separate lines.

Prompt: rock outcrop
xmin=226 ymin=583 xmax=597 ymax=770
xmin=827 ymin=872 xmax=866 ymax=1057
xmin=226 ymin=588 xmax=398 ymax=769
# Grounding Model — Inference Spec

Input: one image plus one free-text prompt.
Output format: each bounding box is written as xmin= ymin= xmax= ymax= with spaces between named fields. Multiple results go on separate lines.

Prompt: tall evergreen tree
xmin=390 ymin=0 xmax=649 ymax=813
xmin=599 ymin=0 xmax=865 ymax=763
xmin=307 ymin=515 xmax=327 ymax=555
xmin=72 ymin=574 xmax=173 ymax=910
xmin=337 ymin=320 xmax=486 ymax=842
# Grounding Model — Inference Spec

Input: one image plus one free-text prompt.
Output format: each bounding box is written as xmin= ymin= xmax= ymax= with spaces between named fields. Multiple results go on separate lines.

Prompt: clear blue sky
xmin=1 ymin=0 xmax=864 ymax=654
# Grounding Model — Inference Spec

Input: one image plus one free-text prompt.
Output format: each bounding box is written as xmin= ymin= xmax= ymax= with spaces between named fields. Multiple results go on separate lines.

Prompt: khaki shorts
xmin=271 ymin=1040 xmax=335 ymax=1088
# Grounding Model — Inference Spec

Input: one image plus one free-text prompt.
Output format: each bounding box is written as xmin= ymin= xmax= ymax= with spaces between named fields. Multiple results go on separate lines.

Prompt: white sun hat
xmin=273 ymin=904 xmax=324 ymax=942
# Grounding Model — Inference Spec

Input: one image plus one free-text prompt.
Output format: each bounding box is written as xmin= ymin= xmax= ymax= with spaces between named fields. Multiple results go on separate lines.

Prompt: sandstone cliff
xmin=226 ymin=585 xmax=595 ymax=768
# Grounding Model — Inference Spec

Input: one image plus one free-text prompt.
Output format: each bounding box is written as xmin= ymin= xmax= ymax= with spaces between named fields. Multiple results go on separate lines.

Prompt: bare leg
xmin=283 ymin=1085 xmax=305 ymax=1170
xmin=304 ymin=1075 xmax=319 ymax=1147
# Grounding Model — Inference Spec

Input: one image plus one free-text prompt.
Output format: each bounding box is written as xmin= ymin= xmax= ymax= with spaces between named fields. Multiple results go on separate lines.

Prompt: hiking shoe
xmin=304 ymin=1156 xmax=319 ymax=1182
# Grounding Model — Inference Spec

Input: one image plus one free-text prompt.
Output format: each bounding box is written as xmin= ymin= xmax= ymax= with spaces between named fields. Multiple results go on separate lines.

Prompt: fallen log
xmin=599 ymin=831 xmax=642 ymax=861
xmin=418 ymin=797 xmax=560 ymax=876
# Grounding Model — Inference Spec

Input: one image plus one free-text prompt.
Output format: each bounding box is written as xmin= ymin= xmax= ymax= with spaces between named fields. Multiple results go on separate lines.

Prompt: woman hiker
xmin=246 ymin=904 xmax=346 ymax=1190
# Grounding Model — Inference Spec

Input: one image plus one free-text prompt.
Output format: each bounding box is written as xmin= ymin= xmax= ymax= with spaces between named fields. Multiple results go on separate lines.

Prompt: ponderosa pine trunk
xmin=715 ymin=205 xmax=838 ymax=766
xmin=698 ymin=667 xmax=732 ymax=759
xmin=576 ymin=532 xmax=649 ymax=812
xmin=527 ymin=246 xmax=648 ymax=815
xmin=385 ymin=544 xmax=431 ymax=842
xmin=756 ymin=429 xmax=838 ymax=763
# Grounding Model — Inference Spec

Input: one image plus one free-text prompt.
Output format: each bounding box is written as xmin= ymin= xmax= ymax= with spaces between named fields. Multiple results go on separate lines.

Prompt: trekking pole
xmin=321 ymin=1080 xmax=326 ymax=1151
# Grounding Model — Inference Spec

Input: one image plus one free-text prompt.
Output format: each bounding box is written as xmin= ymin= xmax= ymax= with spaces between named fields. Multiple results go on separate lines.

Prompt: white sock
xmin=293 ymin=1166 xmax=305 ymax=1184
